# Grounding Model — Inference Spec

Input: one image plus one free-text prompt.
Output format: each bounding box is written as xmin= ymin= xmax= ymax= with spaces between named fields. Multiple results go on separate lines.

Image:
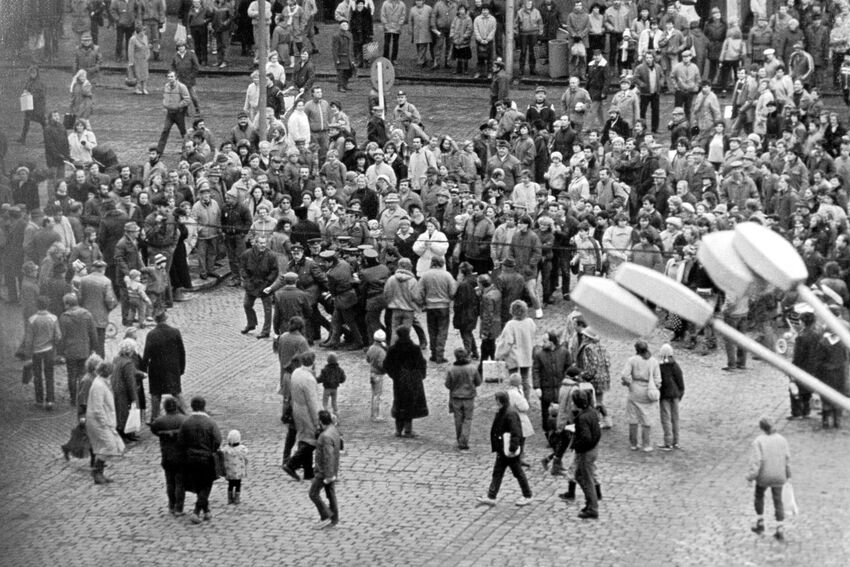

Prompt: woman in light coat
xmin=86 ymin=361 xmax=126 ymax=484
xmin=287 ymin=99 xmax=311 ymax=143
xmin=412 ymin=217 xmax=449 ymax=275
xmin=495 ymin=299 xmax=537 ymax=400
xmin=67 ymin=119 xmax=97 ymax=165
xmin=620 ymin=340 xmax=661 ymax=452
xmin=128 ymin=25 xmax=151 ymax=95
xmin=506 ymin=372 xmax=534 ymax=466
xmin=69 ymin=69 xmax=93 ymax=120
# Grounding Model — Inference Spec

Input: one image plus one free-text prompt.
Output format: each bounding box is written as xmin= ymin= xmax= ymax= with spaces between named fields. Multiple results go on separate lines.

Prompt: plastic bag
xmin=783 ymin=482 xmax=799 ymax=516
xmin=174 ymin=23 xmax=187 ymax=45
xmin=124 ymin=405 xmax=141 ymax=434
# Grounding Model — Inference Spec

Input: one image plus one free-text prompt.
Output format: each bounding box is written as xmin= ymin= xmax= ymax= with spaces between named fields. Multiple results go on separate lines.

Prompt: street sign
xmin=370 ymin=57 xmax=395 ymax=92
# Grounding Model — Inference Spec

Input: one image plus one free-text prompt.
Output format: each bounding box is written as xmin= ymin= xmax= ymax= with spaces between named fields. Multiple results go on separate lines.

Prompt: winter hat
xmin=373 ymin=329 xmax=386 ymax=342
xmin=327 ymin=353 xmax=338 ymax=365
xmin=227 ymin=429 xmax=241 ymax=445
xmin=508 ymin=373 xmax=522 ymax=387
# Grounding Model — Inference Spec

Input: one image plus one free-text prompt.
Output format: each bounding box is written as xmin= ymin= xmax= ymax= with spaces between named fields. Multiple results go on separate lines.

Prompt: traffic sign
xmin=370 ymin=57 xmax=395 ymax=92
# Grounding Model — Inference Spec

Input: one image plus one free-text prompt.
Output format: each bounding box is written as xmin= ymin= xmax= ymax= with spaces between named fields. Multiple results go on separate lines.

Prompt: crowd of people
xmin=1 ymin=0 xmax=847 ymax=533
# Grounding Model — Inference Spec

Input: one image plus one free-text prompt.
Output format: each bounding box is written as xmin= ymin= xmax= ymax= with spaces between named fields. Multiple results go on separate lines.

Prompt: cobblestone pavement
xmin=1 ymin=54 xmax=850 ymax=567
xmin=1 ymin=285 xmax=849 ymax=566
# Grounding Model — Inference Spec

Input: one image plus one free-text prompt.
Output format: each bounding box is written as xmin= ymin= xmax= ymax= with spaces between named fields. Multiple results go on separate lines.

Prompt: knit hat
xmin=373 ymin=329 xmax=386 ymax=342
xmin=227 ymin=430 xmax=241 ymax=445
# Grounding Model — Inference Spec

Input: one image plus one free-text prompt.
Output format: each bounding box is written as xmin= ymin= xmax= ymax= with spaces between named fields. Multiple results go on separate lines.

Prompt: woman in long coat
xmin=128 ymin=24 xmax=151 ymax=95
xmin=495 ymin=299 xmax=537 ymax=400
xmin=19 ymin=65 xmax=46 ymax=144
xmin=111 ymin=338 xmax=141 ymax=440
xmin=69 ymin=69 xmax=93 ymax=120
xmin=384 ymin=326 xmax=428 ymax=437
xmin=86 ymin=361 xmax=126 ymax=484
xmin=620 ymin=340 xmax=661 ymax=452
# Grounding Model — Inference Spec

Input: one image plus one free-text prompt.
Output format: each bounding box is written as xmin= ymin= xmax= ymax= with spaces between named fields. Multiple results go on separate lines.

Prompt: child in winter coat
xmin=221 ymin=429 xmax=249 ymax=505
xmin=124 ymin=269 xmax=152 ymax=328
xmin=366 ymin=330 xmax=388 ymax=421
xmin=318 ymin=353 xmax=347 ymax=415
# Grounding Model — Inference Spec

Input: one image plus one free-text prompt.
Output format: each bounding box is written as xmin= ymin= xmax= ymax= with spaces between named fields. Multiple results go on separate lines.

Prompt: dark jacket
xmin=384 ymin=335 xmax=429 ymax=420
xmin=318 ymin=362 xmax=347 ymax=389
xmin=240 ymin=247 xmax=279 ymax=294
xmin=792 ymin=325 xmax=821 ymax=377
xmin=113 ymin=235 xmax=142 ymax=280
xmin=572 ymin=405 xmax=601 ymax=453
xmin=332 ymin=30 xmax=355 ymax=69
xmin=453 ymin=277 xmax=479 ymax=330
xmin=444 ymin=360 xmax=482 ymax=399
xmin=179 ymin=412 xmax=222 ymax=490
xmin=272 ymin=284 xmax=312 ymax=335
xmin=659 ymin=359 xmax=684 ymax=399
xmin=532 ymin=345 xmax=571 ymax=402
xmin=57 ymin=306 xmax=98 ymax=360
xmin=489 ymin=406 xmax=522 ymax=455
xmin=314 ymin=423 xmax=341 ymax=479
xmin=141 ymin=322 xmax=186 ymax=397
xmin=44 ymin=120 xmax=70 ymax=168
xmin=221 ymin=201 xmax=252 ymax=237
xmin=150 ymin=412 xmax=188 ymax=467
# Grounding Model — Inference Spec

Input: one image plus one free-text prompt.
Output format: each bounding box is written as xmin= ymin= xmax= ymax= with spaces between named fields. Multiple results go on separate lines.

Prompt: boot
xmin=233 ymin=492 xmax=240 ymax=505
xmin=92 ymin=459 xmax=109 ymax=485
xmin=559 ymin=481 xmax=576 ymax=500
xmin=595 ymin=484 xmax=602 ymax=500
xmin=227 ymin=490 xmax=234 ymax=504
xmin=550 ymin=458 xmax=565 ymax=476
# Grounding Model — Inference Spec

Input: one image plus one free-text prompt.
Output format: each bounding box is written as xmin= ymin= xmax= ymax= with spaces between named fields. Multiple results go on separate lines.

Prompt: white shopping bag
xmin=124 ymin=404 xmax=141 ymax=434
xmin=20 ymin=92 xmax=33 ymax=112
xmin=783 ymin=482 xmax=799 ymax=516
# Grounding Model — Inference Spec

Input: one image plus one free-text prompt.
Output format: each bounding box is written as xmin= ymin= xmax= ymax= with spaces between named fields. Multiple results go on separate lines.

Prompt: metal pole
xmin=257 ymin=0 xmax=268 ymax=141
xmin=377 ymin=63 xmax=385 ymax=120
xmin=505 ymin=0 xmax=514 ymax=81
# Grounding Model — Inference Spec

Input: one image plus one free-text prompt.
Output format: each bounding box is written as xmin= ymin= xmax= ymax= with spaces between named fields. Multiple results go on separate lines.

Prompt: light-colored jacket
xmin=408 ymin=4 xmax=434 ymax=44
xmin=496 ymin=317 xmax=537 ymax=369
xmin=746 ymin=432 xmax=791 ymax=487
xmin=381 ymin=0 xmax=407 ymax=34
xmin=290 ymin=367 xmax=320 ymax=446
xmin=86 ymin=375 xmax=126 ymax=457
xmin=691 ymin=90 xmax=722 ymax=134
xmin=507 ymin=386 xmax=535 ymax=437
xmin=473 ymin=13 xmax=497 ymax=44
xmin=413 ymin=229 xmax=449 ymax=275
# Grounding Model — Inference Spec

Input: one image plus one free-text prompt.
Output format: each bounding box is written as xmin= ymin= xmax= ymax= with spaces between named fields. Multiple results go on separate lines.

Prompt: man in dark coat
xmin=113 ymin=221 xmax=143 ymax=325
xmin=272 ymin=271 xmax=313 ymax=337
xmin=142 ymin=312 xmax=187 ymax=421
xmin=240 ymin=235 xmax=279 ymax=338
xmin=57 ymin=293 xmax=98 ymax=405
xmin=150 ymin=396 xmax=188 ymax=516
xmin=532 ymin=331 xmax=571 ymax=434
xmin=43 ymin=111 xmax=70 ymax=182
xmin=571 ymin=388 xmax=601 ymax=518
xmin=178 ymin=396 xmax=222 ymax=524
xmin=331 ymin=20 xmax=355 ymax=92
xmin=477 ymin=390 xmax=532 ymax=506
xmin=383 ymin=326 xmax=428 ymax=437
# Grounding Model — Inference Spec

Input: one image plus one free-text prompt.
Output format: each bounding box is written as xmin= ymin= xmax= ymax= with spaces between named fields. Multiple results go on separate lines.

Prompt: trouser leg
xmin=243 ymin=293 xmax=258 ymax=329
xmin=487 ymin=454 xmax=509 ymax=498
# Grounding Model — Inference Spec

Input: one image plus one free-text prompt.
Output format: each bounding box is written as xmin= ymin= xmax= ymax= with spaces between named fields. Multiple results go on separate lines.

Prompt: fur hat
xmin=227 ymin=429 xmax=242 ymax=445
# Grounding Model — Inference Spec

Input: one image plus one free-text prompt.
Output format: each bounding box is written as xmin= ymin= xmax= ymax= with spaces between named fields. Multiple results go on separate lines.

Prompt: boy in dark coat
xmin=317 ymin=353 xmax=346 ymax=415
xmin=477 ymin=390 xmax=533 ymax=506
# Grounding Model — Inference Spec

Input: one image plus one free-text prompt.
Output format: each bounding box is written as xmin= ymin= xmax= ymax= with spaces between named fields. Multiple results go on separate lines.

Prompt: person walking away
xmin=310 ymin=410 xmax=341 ymax=529
xmin=317 ymin=353 xmax=346 ymax=416
xmin=141 ymin=311 xmax=187 ymax=420
xmin=453 ymin=262 xmax=480 ymax=359
xmin=150 ymin=396 xmax=188 ymax=516
xmin=222 ymin=429 xmax=249 ymax=505
xmin=445 ymin=347 xmax=482 ymax=450
xmin=477 ymin=391 xmax=533 ymax=506
xmin=532 ymin=331 xmax=571 ymax=435
xmin=366 ymin=330 xmax=388 ymax=421
xmin=620 ymin=339 xmax=661 ymax=451
xmin=571 ymin=388 xmax=601 ymax=519
xmin=657 ymin=343 xmax=684 ymax=450
xmin=506 ymin=373 xmax=534 ymax=466
xmin=746 ymin=417 xmax=791 ymax=541
xmin=179 ymin=396 xmax=222 ymax=524
xmin=384 ymin=326 xmax=428 ymax=437
xmin=418 ymin=256 xmax=457 ymax=364
xmin=86 ymin=361 xmax=126 ymax=484
xmin=283 ymin=350 xmax=321 ymax=481
xmin=22 ymin=296 xmax=62 ymax=410
xmin=57 ymin=293 xmax=98 ymax=406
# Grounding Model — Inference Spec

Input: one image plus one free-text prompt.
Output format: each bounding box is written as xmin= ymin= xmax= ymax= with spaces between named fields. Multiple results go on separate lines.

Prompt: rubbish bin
xmin=548 ymin=39 xmax=568 ymax=79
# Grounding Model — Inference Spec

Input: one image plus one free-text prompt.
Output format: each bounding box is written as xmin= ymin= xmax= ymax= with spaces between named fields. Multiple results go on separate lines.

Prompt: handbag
xmin=20 ymin=92 xmax=34 ymax=112
xmin=213 ymin=449 xmax=226 ymax=479
xmin=782 ymin=482 xmax=799 ymax=516
xmin=646 ymin=377 xmax=660 ymax=402
xmin=124 ymin=405 xmax=141 ymax=434
xmin=63 ymin=113 xmax=77 ymax=130
xmin=502 ymin=432 xmax=521 ymax=457
xmin=125 ymin=64 xmax=137 ymax=88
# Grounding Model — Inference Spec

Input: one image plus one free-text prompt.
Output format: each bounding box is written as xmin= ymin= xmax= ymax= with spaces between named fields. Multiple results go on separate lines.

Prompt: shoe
xmin=458 ymin=444 xmax=470 ymax=450
xmin=721 ymin=366 xmax=737 ymax=371
xmin=563 ymin=294 xmax=570 ymax=301
xmin=219 ymin=62 xmax=227 ymax=68
xmin=476 ymin=495 xmax=497 ymax=506
xmin=240 ymin=326 xmax=255 ymax=334
xmin=257 ymin=332 xmax=270 ymax=339
xmin=630 ymin=445 xmax=639 ymax=451
xmin=672 ymin=444 xmax=682 ymax=450
xmin=642 ymin=446 xmax=653 ymax=452
xmin=372 ymin=417 xmax=386 ymax=422
xmin=774 ymin=526 xmax=785 ymax=541
xmin=559 ymin=482 xmax=576 ymax=500
xmin=657 ymin=444 xmax=673 ymax=451
xmin=515 ymin=497 xmax=532 ymax=507
xmin=578 ymin=509 xmax=599 ymax=519
xmin=199 ymin=273 xmax=208 ymax=280
xmin=190 ymin=513 xmax=202 ymax=524
xmin=16 ymin=137 xmax=25 ymax=144
xmin=402 ymin=431 xmax=418 ymax=439
xmin=45 ymin=402 xmax=54 ymax=411
xmin=61 ymin=445 xmax=70 ymax=461
xmin=540 ymin=457 xmax=550 ymax=470
xmin=535 ymin=308 xmax=543 ymax=319
xmin=203 ymin=512 xmax=212 ymax=521
xmin=751 ymin=519 xmax=764 ymax=535
xmin=282 ymin=464 xmax=301 ymax=481
xmin=142 ymin=89 xmax=150 ymax=95
xmin=172 ymin=510 xmax=185 ymax=517
xmin=313 ymin=518 xmax=333 ymax=530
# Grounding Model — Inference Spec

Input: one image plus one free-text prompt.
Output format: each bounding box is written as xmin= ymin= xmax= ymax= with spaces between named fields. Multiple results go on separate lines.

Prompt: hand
xmin=324 ymin=477 xmax=335 ymax=485
xmin=79 ymin=417 xmax=86 ymax=424
xmin=263 ymin=286 xmax=272 ymax=295
xmin=534 ymin=388 xmax=542 ymax=399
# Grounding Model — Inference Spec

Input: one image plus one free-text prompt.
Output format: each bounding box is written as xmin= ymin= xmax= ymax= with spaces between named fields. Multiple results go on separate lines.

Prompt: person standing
xmin=171 ymin=41 xmax=201 ymax=114
xmin=18 ymin=66 xmax=46 ymax=145
xmin=815 ymin=310 xmax=849 ymax=429
xmin=620 ymin=340 xmax=661 ymax=451
xmin=320 ymin=249 xmax=363 ymax=350
xmin=331 ymin=20 xmax=355 ymax=93
xmin=418 ymin=256 xmax=457 ymax=364
xmin=283 ymin=350 xmax=321 ymax=481
xmin=380 ymin=0 xmax=406 ymax=64
xmin=514 ymin=0 xmax=542 ymax=77
xmin=190 ymin=185 xmax=222 ymax=281
xmin=445 ymin=347 xmax=482 ymax=450
xmin=746 ymin=417 xmax=791 ymax=541
xmin=240 ymin=235 xmax=279 ymax=338
xmin=179 ymin=396 xmax=222 ymax=524
xmin=670 ymin=50 xmax=700 ymax=118
xmin=22 ymin=296 xmax=62 ymax=410
xmin=477 ymin=391 xmax=533 ymax=506
xmin=110 ymin=0 xmax=136 ymax=61
xmin=532 ymin=331 xmax=571 ymax=435
xmin=142 ymin=312 xmax=186 ymax=421
xmin=138 ymin=0 xmax=167 ymax=61
xmin=111 ymin=338 xmax=141 ymax=441
xmin=384 ymin=326 xmax=428 ymax=437
xmin=185 ymin=0 xmax=211 ymax=67
xmin=508 ymin=215 xmax=542 ymax=319
xmin=633 ymin=52 xmax=663 ymax=134
xmin=127 ymin=24 xmax=151 ymax=96
xmin=77 ymin=259 xmax=117 ymax=356
xmin=57 ymin=293 xmax=98 ymax=407
xmin=789 ymin=312 xmax=818 ymax=419
xmin=156 ymin=71 xmax=191 ymax=155
xmin=495 ymin=299 xmax=537 ymax=400
xmin=656 ymin=343 xmax=684 ymax=450
xmin=571 ymin=388 xmax=601 ymax=519
xmin=366 ymin=330 xmax=388 ymax=421
xmin=211 ymin=0 xmax=234 ymax=68
xmin=408 ymin=0 xmax=433 ymax=69
xmin=86 ymin=361 xmax=126 ymax=484
xmin=309 ymin=410 xmax=341 ymax=529
xmin=150 ymin=396 xmax=188 ymax=516
xmin=452 ymin=262 xmax=480 ymax=360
